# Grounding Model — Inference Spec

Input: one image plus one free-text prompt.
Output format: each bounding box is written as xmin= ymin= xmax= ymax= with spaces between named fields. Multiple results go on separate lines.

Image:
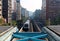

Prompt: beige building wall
xmin=14 ymin=0 xmax=17 ymax=12
xmin=16 ymin=0 xmax=21 ymax=20
xmin=0 ymin=0 xmax=2 ymax=19
xmin=8 ymin=0 xmax=12 ymax=23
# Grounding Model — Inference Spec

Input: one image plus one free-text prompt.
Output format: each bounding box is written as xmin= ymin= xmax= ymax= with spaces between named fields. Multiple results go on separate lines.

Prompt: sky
xmin=21 ymin=0 xmax=42 ymax=12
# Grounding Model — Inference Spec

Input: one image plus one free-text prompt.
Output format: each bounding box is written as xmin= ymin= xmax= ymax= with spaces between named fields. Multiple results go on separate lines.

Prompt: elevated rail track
xmin=11 ymin=20 xmax=48 ymax=41
xmin=0 ymin=20 xmax=60 ymax=41
xmin=42 ymin=27 xmax=60 ymax=41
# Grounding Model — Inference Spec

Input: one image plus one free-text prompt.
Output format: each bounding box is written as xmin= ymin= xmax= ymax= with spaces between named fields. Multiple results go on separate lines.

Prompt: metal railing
xmin=43 ymin=27 xmax=60 ymax=41
xmin=0 ymin=27 xmax=18 ymax=41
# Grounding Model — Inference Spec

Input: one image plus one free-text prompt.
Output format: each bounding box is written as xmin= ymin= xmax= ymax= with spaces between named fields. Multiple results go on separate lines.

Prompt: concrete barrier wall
xmin=42 ymin=27 xmax=60 ymax=41
xmin=0 ymin=27 xmax=18 ymax=41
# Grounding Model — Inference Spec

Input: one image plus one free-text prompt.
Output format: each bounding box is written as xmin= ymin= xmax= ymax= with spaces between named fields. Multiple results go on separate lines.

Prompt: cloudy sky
xmin=21 ymin=0 xmax=42 ymax=12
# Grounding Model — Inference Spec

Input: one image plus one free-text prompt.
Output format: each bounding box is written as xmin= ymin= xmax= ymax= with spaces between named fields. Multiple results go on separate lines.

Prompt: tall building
xmin=2 ymin=0 xmax=12 ymax=23
xmin=40 ymin=0 xmax=46 ymax=20
xmin=14 ymin=0 xmax=17 ymax=12
xmin=42 ymin=0 xmax=46 ymax=10
xmin=16 ymin=0 xmax=21 ymax=20
xmin=42 ymin=0 xmax=60 ymax=25
xmin=21 ymin=7 xmax=25 ymax=17
xmin=25 ymin=10 xmax=29 ymax=18
xmin=46 ymin=0 xmax=60 ymax=20
xmin=8 ymin=0 xmax=12 ymax=23
xmin=12 ymin=0 xmax=17 ymax=20
xmin=0 ymin=0 xmax=2 ymax=19
xmin=41 ymin=0 xmax=46 ymax=25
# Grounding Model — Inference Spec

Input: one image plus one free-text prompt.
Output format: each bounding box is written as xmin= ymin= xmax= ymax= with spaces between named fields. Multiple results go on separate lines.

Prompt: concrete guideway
xmin=19 ymin=27 xmax=24 ymax=32
xmin=34 ymin=22 xmax=41 ymax=32
xmin=0 ymin=20 xmax=48 ymax=41
xmin=12 ymin=20 xmax=48 ymax=41
xmin=43 ymin=27 xmax=60 ymax=41
xmin=29 ymin=22 xmax=33 ymax=32
xmin=47 ymin=25 xmax=60 ymax=36
xmin=12 ymin=26 xmax=25 ymax=41
xmin=0 ymin=27 xmax=18 ymax=41
xmin=31 ymin=20 xmax=41 ymax=32
xmin=0 ymin=26 xmax=13 ymax=36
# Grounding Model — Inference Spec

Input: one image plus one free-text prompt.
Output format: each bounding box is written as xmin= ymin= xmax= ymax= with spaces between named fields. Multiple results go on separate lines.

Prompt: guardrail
xmin=11 ymin=25 xmax=48 ymax=41
xmin=42 ymin=27 xmax=60 ymax=41
xmin=0 ymin=26 xmax=13 ymax=37
xmin=0 ymin=26 xmax=18 ymax=41
xmin=11 ymin=27 xmax=24 ymax=41
xmin=35 ymin=22 xmax=41 ymax=32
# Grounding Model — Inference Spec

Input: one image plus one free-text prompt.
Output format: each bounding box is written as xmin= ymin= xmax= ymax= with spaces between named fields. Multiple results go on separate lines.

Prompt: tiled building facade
xmin=42 ymin=0 xmax=60 ymax=25
xmin=46 ymin=0 xmax=60 ymax=21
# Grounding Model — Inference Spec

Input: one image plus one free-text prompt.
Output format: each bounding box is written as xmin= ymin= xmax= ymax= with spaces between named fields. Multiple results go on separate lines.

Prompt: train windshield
xmin=24 ymin=24 xmax=28 ymax=27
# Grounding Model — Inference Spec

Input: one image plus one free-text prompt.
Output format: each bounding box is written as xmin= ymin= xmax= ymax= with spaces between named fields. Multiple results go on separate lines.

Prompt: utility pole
xmin=16 ymin=0 xmax=23 ymax=30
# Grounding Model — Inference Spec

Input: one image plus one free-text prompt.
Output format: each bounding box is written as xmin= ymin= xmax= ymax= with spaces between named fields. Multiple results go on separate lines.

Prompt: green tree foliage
xmin=55 ymin=16 xmax=60 ymax=25
xmin=12 ymin=20 xmax=17 ymax=26
xmin=50 ymin=16 xmax=60 ymax=25
xmin=0 ymin=19 xmax=2 ymax=25
xmin=34 ymin=9 xmax=41 ymax=20
xmin=0 ymin=19 xmax=2 ymax=23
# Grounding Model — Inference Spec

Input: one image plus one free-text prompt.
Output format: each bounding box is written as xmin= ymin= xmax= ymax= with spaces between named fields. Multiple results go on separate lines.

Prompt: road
xmin=0 ymin=26 xmax=10 ymax=33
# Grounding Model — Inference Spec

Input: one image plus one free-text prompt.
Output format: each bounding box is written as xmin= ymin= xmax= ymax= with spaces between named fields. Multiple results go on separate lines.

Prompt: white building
xmin=16 ymin=0 xmax=21 ymax=20
xmin=25 ymin=10 xmax=29 ymax=18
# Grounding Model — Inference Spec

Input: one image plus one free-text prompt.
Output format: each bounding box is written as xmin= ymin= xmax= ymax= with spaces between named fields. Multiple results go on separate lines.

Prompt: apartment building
xmin=16 ymin=0 xmax=21 ymax=20
xmin=46 ymin=0 xmax=60 ymax=20
xmin=0 ymin=0 xmax=2 ymax=19
xmin=2 ymin=0 xmax=12 ymax=23
xmin=8 ymin=0 xmax=12 ymax=23
xmin=42 ymin=0 xmax=60 ymax=25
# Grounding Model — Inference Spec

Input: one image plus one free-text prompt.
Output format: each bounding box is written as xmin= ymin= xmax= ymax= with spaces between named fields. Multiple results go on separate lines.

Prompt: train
xmin=23 ymin=20 xmax=30 ymax=32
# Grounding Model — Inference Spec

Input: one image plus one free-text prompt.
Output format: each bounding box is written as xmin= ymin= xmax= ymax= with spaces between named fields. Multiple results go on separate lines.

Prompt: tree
xmin=0 ymin=17 xmax=5 ymax=25
xmin=55 ymin=16 xmax=60 ymax=25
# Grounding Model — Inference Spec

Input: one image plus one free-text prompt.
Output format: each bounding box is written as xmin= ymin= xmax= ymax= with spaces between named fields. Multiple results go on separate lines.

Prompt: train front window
xmin=24 ymin=24 xmax=28 ymax=27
